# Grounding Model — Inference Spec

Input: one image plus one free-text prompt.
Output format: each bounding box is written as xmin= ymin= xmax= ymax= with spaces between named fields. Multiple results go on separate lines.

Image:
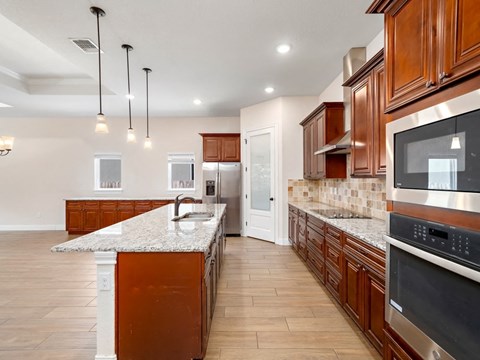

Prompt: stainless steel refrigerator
xmin=202 ymin=162 xmax=241 ymax=235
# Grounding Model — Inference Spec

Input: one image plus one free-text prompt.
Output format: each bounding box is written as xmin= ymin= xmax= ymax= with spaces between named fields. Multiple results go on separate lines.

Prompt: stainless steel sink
xmin=172 ymin=212 xmax=214 ymax=222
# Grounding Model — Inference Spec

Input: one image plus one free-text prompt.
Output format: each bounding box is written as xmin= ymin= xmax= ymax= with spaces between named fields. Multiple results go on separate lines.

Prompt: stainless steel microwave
xmin=386 ymin=89 xmax=480 ymax=213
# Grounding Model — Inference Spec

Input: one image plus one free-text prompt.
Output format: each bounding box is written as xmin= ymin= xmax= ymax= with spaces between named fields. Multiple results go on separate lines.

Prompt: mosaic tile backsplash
xmin=288 ymin=158 xmax=387 ymax=220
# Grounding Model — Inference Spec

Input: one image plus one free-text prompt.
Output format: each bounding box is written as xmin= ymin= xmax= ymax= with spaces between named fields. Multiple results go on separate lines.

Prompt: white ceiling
xmin=0 ymin=0 xmax=383 ymax=118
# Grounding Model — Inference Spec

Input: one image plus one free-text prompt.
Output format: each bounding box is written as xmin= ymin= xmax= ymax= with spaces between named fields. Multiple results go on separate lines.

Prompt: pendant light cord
xmin=125 ymin=47 xmax=132 ymax=129
xmin=96 ymin=12 xmax=103 ymax=114
xmin=146 ymin=70 xmax=150 ymax=137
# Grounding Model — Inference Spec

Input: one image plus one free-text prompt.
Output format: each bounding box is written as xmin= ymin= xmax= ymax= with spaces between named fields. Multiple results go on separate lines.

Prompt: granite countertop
xmin=52 ymin=204 xmax=226 ymax=253
xmin=289 ymin=200 xmax=387 ymax=251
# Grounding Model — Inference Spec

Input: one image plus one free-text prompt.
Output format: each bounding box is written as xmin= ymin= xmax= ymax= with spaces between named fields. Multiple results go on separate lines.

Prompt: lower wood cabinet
xmin=66 ymin=199 xmax=200 ymax=234
xmin=343 ymin=249 xmax=385 ymax=353
xmin=287 ymin=205 xmax=386 ymax=356
xmin=117 ymin=217 xmax=225 ymax=360
xmin=384 ymin=328 xmax=422 ymax=360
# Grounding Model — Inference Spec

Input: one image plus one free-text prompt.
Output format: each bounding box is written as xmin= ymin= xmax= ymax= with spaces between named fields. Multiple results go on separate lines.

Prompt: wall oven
xmin=385 ymin=213 xmax=480 ymax=360
xmin=386 ymin=89 xmax=480 ymax=212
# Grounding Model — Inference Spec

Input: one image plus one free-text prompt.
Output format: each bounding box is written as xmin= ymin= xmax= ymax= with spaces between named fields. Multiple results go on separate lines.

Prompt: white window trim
xmin=94 ymin=154 xmax=123 ymax=193
xmin=167 ymin=152 xmax=195 ymax=192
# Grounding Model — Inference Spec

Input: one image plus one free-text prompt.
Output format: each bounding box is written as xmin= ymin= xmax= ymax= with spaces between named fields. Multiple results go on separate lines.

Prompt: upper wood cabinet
xmin=344 ymin=50 xmax=389 ymax=177
xmin=200 ymin=133 xmax=240 ymax=162
xmin=300 ymin=102 xmax=346 ymax=180
xmin=368 ymin=0 xmax=480 ymax=113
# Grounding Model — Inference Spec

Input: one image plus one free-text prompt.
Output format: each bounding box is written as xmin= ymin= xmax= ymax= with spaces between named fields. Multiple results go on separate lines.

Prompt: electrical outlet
xmin=99 ymin=272 xmax=111 ymax=291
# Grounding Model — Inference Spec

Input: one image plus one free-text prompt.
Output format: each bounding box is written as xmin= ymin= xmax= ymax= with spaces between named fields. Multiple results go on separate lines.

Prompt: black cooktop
xmin=311 ymin=208 xmax=371 ymax=219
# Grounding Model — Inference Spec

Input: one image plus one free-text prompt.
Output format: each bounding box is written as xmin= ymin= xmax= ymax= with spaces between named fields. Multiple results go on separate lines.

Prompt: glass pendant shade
xmin=451 ymin=135 xmax=461 ymax=149
xmin=95 ymin=113 xmax=109 ymax=133
xmin=127 ymin=128 xmax=136 ymax=143
xmin=144 ymin=136 xmax=152 ymax=149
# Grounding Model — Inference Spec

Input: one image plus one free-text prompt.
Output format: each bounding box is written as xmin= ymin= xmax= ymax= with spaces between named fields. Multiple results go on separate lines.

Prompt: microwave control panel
xmin=389 ymin=213 xmax=480 ymax=270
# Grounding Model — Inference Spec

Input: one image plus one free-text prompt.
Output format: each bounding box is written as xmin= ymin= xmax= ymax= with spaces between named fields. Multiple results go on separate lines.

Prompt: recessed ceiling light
xmin=276 ymin=44 xmax=291 ymax=54
xmin=265 ymin=87 xmax=274 ymax=94
xmin=193 ymin=99 xmax=202 ymax=105
xmin=0 ymin=103 xmax=12 ymax=108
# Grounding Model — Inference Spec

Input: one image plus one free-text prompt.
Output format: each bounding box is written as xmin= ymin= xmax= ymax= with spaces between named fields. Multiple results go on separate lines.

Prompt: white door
xmin=245 ymin=127 xmax=275 ymax=242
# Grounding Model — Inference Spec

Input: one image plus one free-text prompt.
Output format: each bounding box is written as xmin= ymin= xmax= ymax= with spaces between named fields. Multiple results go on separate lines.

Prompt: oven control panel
xmin=389 ymin=213 xmax=480 ymax=269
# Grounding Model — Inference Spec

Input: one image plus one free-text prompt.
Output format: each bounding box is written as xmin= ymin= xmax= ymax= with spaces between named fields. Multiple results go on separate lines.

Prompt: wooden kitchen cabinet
xmin=288 ymin=205 xmax=299 ymax=250
xmin=300 ymin=102 xmax=346 ymax=180
xmin=66 ymin=199 xmax=198 ymax=234
xmin=368 ymin=0 xmax=480 ymax=113
xmin=117 ymin=215 xmax=225 ymax=360
xmin=343 ymin=50 xmax=388 ymax=177
xmin=343 ymin=233 xmax=386 ymax=353
xmin=134 ymin=200 xmax=152 ymax=216
xmin=306 ymin=214 xmax=326 ymax=284
xmin=99 ymin=201 xmax=118 ymax=229
xmin=117 ymin=201 xmax=135 ymax=222
xmin=297 ymin=210 xmax=308 ymax=261
xmin=384 ymin=328 xmax=422 ymax=360
xmin=65 ymin=201 xmax=99 ymax=234
xmin=200 ymin=133 xmax=241 ymax=162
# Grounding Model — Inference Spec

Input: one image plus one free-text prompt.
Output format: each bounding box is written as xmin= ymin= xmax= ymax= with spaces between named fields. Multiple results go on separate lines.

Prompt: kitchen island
xmin=52 ymin=203 xmax=227 ymax=360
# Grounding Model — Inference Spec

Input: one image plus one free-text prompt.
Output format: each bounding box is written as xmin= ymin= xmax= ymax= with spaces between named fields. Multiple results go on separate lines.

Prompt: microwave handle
xmin=384 ymin=235 xmax=480 ymax=283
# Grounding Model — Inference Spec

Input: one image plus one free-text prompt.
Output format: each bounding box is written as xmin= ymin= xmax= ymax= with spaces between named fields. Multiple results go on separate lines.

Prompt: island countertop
xmin=52 ymin=203 xmax=226 ymax=253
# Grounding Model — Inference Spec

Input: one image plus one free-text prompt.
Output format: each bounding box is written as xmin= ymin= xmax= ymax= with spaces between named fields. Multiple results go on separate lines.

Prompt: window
xmin=94 ymin=154 xmax=122 ymax=191
xmin=168 ymin=153 xmax=195 ymax=191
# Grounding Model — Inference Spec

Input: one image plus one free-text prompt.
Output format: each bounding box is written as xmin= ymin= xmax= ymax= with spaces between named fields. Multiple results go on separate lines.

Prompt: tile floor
xmin=0 ymin=232 xmax=381 ymax=360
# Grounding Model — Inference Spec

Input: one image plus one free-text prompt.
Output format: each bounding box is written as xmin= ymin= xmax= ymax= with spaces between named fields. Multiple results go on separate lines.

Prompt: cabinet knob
xmin=425 ymin=80 xmax=436 ymax=88
xmin=439 ymin=72 xmax=450 ymax=81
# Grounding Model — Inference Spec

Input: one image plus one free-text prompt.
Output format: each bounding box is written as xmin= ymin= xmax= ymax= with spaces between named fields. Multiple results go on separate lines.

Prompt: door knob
xmin=269 ymin=197 xmax=274 ymax=201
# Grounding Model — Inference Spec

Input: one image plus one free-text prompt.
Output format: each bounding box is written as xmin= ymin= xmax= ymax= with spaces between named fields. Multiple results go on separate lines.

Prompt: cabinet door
xmin=373 ymin=63 xmax=388 ymax=176
xmin=118 ymin=201 xmax=135 ymax=221
xmin=343 ymin=252 xmax=364 ymax=328
xmin=203 ymin=137 xmax=222 ymax=162
xmin=325 ymin=265 xmax=342 ymax=303
xmin=351 ymin=76 xmax=374 ymax=176
xmin=83 ymin=202 xmax=100 ymax=232
xmin=100 ymin=201 xmax=118 ymax=229
xmin=222 ymin=136 xmax=240 ymax=162
xmin=297 ymin=219 xmax=307 ymax=260
xmin=365 ymin=268 xmax=386 ymax=353
xmin=384 ymin=331 xmax=416 ymax=360
xmin=384 ymin=0 xmax=438 ymax=111
xmin=441 ymin=0 xmax=480 ymax=85
xmin=315 ymin=112 xmax=326 ymax=178
xmin=66 ymin=201 xmax=84 ymax=233
xmin=309 ymin=120 xmax=318 ymax=178
xmin=303 ymin=125 xmax=312 ymax=179
xmin=134 ymin=201 xmax=152 ymax=216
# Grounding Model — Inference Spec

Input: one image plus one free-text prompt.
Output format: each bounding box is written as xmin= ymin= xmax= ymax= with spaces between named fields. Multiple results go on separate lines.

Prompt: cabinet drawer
xmin=325 ymin=238 xmax=342 ymax=273
xmin=152 ymin=200 xmax=170 ymax=209
xmin=325 ymin=224 xmax=342 ymax=245
xmin=298 ymin=210 xmax=307 ymax=220
xmin=344 ymin=233 xmax=385 ymax=273
xmin=307 ymin=227 xmax=325 ymax=257
xmin=66 ymin=200 xmax=83 ymax=209
xmin=83 ymin=201 xmax=100 ymax=209
xmin=307 ymin=255 xmax=325 ymax=283
xmin=288 ymin=205 xmax=298 ymax=214
xmin=325 ymin=265 xmax=342 ymax=303
xmin=100 ymin=201 xmax=117 ymax=210
xmin=307 ymin=214 xmax=324 ymax=234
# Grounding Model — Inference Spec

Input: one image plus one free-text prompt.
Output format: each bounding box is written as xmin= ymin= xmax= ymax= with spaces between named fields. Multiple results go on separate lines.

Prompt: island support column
xmin=94 ymin=251 xmax=117 ymax=360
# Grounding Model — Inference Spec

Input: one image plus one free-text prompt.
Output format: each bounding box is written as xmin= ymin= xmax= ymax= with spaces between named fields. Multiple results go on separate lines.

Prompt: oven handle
xmin=384 ymin=235 xmax=480 ymax=284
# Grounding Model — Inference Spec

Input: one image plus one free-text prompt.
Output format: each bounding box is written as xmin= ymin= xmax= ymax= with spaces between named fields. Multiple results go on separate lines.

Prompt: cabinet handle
xmin=439 ymin=72 xmax=450 ymax=81
xmin=425 ymin=80 xmax=436 ymax=88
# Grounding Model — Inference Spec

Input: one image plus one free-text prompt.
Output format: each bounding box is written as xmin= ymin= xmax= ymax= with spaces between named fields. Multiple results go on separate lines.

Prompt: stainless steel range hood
xmin=314 ymin=130 xmax=351 ymax=155
xmin=314 ymin=48 xmax=365 ymax=156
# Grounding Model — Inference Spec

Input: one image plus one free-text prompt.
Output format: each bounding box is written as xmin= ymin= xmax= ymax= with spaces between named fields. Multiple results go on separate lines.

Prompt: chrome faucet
xmin=174 ymin=194 xmax=196 ymax=217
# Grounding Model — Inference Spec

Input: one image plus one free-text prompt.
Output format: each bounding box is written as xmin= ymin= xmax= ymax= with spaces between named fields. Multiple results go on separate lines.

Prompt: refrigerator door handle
xmin=217 ymin=172 xmax=221 ymax=203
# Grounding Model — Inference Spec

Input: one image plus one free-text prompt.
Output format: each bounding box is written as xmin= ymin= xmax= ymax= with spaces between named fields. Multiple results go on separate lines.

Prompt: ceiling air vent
xmin=70 ymin=38 xmax=103 ymax=54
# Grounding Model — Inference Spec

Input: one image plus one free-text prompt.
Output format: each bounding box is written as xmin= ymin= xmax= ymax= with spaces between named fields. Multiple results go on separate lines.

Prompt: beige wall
xmin=0 ymin=116 xmax=239 ymax=229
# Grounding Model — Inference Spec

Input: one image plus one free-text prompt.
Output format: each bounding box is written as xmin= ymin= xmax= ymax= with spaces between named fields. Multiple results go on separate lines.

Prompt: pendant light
xmin=451 ymin=117 xmax=461 ymax=150
xmin=90 ymin=7 xmax=108 ymax=134
xmin=143 ymin=68 xmax=153 ymax=149
xmin=122 ymin=44 xmax=136 ymax=143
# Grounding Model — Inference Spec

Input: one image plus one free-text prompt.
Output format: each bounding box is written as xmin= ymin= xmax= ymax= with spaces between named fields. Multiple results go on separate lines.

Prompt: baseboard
xmin=275 ymin=237 xmax=290 ymax=246
xmin=0 ymin=224 xmax=65 ymax=231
